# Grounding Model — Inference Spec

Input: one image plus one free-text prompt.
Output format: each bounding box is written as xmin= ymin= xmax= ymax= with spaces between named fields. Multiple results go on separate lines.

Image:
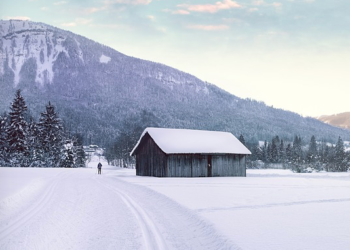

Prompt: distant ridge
xmin=317 ymin=112 xmax=350 ymax=130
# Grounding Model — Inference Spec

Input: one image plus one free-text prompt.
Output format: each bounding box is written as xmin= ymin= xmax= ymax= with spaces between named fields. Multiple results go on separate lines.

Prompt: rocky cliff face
xmin=1 ymin=20 xmax=77 ymax=86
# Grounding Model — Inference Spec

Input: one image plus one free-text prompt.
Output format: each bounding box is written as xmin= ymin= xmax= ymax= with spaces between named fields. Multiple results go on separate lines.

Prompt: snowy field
xmin=1 ymin=158 xmax=350 ymax=250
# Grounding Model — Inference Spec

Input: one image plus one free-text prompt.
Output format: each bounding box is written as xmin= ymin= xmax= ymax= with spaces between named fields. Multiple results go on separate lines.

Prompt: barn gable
xmin=133 ymin=133 xmax=167 ymax=177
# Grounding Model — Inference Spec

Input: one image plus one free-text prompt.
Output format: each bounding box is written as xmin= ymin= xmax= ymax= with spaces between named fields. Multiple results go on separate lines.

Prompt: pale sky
xmin=1 ymin=0 xmax=349 ymax=117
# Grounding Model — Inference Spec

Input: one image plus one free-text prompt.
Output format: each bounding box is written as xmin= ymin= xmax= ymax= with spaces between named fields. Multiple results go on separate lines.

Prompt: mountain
xmin=1 ymin=19 xmax=350 ymax=146
xmin=317 ymin=112 xmax=350 ymax=130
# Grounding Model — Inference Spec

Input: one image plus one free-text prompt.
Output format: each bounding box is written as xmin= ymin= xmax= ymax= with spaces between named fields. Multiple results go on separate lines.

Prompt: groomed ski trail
xmin=96 ymin=171 xmax=240 ymax=250
xmin=0 ymin=168 xmax=142 ymax=250
xmin=0 ymin=171 xmax=70 ymax=244
xmin=97 ymin=179 xmax=168 ymax=250
xmin=1 ymin=166 xmax=240 ymax=250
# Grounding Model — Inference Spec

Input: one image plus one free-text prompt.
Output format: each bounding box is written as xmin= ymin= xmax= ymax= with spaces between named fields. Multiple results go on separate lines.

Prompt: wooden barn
xmin=130 ymin=127 xmax=251 ymax=177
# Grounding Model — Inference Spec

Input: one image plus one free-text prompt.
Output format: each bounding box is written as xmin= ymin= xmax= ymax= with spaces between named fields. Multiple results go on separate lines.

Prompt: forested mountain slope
xmin=1 ymin=19 xmax=349 ymax=145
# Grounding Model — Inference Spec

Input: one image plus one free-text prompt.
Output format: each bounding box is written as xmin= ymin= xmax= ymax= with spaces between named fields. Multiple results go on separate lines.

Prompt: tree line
xmin=0 ymin=89 xmax=85 ymax=167
xmin=241 ymin=134 xmax=350 ymax=172
xmin=103 ymin=115 xmax=350 ymax=173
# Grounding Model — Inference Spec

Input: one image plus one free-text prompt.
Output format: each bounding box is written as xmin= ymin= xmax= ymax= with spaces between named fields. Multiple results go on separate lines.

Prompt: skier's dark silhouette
xmin=97 ymin=162 xmax=102 ymax=174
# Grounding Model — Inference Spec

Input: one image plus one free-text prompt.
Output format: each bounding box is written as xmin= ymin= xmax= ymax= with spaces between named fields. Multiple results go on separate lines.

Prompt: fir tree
xmin=321 ymin=144 xmax=331 ymax=171
xmin=267 ymin=143 xmax=272 ymax=163
xmin=0 ymin=114 xmax=9 ymax=164
xmin=73 ymin=133 xmax=86 ymax=167
xmin=27 ymin=118 xmax=42 ymax=167
xmin=7 ymin=90 xmax=29 ymax=166
xmin=262 ymin=140 xmax=268 ymax=162
xmin=279 ymin=139 xmax=285 ymax=163
xmin=307 ymin=135 xmax=318 ymax=164
xmin=334 ymin=136 xmax=346 ymax=172
xmin=286 ymin=143 xmax=292 ymax=163
xmin=254 ymin=143 xmax=263 ymax=161
xmin=271 ymin=136 xmax=279 ymax=163
xmin=292 ymin=136 xmax=303 ymax=165
xmin=239 ymin=134 xmax=246 ymax=146
xmin=290 ymin=136 xmax=304 ymax=172
xmin=61 ymin=140 xmax=75 ymax=168
xmin=38 ymin=102 xmax=64 ymax=167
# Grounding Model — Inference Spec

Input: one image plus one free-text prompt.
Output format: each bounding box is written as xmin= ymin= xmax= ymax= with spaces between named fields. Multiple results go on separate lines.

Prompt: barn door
xmin=207 ymin=155 xmax=212 ymax=177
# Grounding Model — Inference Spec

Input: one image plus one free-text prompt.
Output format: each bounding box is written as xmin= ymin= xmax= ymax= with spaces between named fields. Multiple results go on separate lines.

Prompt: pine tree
xmin=321 ymin=144 xmax=331 ymax=171
xmin=292 ymin=136 xmax=303 ymax=164
xmin=307 ymin=135 xmax=318 ymax=164
xmin=334 ymin=136 xmax=346 ymax=172
xmin=239 ymin=134 xmax=246 ymax=146
xmin=38 ymin=102 xmax=64 ymax=167
xmin=254 ymin=143 xmax=263 ymax=161
xmin=347 ymin=152 xmax=350 ymax=172
xmin=7 ymin=90 xmax=29 ymax=166
xmin=27 ymin=118 xmax=42 ymax=167
xmin=262 ymin=140 xmax=268 ymax=162
xmin=291 ymin=136 xmax=303 ymax=172
xmin=271 ymin=136 xmax=279 ymax=163
xmin=61 ymin=140 xmax=75 ymax=168
xmin=73 ymin=133 xmax=86 ymax=168
xmin=279 ymin=139 xmax=285 ymax=163
xmin=0 ymin=114 xmax=9 ymax=165
xmin=267 ymin=143 xmax=272 ymax=163
xmin=75 ymin=145 xmax=86 ymax=167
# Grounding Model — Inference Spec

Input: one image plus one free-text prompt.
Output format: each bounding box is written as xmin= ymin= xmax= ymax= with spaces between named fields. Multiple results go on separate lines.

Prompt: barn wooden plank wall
xmin=167 ymin=154 xmax=207 ymax=177
xmin=191 ymin=155 xmax=207 ymax=177
xmin=166 ymin=154 xmax=245 ymax=177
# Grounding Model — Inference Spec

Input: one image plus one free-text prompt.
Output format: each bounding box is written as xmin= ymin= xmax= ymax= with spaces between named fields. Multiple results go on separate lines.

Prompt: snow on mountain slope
xmin=0 ymin=20 xmax=84 ymax=86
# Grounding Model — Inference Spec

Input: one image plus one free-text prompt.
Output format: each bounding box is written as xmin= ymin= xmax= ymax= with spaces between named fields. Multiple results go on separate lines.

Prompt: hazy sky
xmin=1 ymin=0 xmax=349 ymax=117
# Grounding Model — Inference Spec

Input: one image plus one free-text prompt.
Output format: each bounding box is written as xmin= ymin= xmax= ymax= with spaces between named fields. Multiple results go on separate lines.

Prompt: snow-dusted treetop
xmin=131 ymin=127 xmax=251 ymax=156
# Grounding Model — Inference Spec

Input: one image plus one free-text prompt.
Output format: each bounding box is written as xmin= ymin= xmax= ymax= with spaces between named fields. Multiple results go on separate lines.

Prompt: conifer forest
xmin=0 ymin=90 xmax=85 ymax=168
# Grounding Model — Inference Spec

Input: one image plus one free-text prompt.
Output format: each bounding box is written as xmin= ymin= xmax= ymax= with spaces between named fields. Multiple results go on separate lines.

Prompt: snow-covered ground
xmin=1 ymin=157 xmax=350 ymax=250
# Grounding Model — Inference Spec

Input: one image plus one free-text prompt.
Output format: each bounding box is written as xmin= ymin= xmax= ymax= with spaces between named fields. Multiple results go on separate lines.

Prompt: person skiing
xmin=97 ymin=162 xmax=102 ymax=175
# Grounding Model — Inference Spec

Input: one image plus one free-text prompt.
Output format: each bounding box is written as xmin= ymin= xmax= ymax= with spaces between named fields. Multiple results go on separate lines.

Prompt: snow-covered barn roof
xmin=130 ymin=127 xmax=251 ymax=156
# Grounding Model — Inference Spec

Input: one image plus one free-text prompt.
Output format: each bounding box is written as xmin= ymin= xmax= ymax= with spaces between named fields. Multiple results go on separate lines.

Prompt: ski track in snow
xmin=0 ymin=171 xmax=69 ymax=244
xmin=0 ymin=167 xmax=239 ymax=250
xmin=95 ymin=174 xmax=240 ymax=250
xmin=0 ymin=169 xmax=142 ymax=250
xmin=196 ymin=198 xmax=350 ymax=212
xmin=96 ymin=179 xmax=168 ymax=250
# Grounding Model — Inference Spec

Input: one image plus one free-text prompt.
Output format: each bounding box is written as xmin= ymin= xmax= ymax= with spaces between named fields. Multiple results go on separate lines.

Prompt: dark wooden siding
xmin=212 ymin=154 xmax=246 ymax=176
xmin=167 ymin=154 xmax=246 ymax=177
xmin=191 ymin=155 xmax=207 ymax=177
xmin=135 ymin=133 xmax=167 ymax=177
xmin=167 ymin=154 xmax=208 ymax=177
xmin=239 ymin=155 xmax=247 ymax=177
